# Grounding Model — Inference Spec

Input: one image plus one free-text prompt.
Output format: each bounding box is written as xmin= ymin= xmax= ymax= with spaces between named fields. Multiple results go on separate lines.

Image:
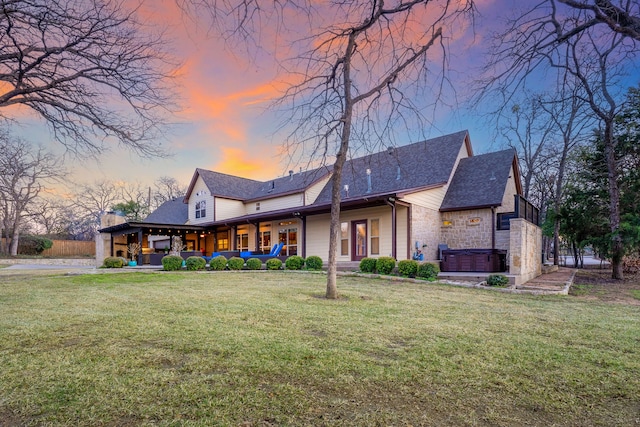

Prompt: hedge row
xmin=103 ymin=254 xmax=326 ymax=271
xmin=359 ymin=257 xmax=440 ymax=281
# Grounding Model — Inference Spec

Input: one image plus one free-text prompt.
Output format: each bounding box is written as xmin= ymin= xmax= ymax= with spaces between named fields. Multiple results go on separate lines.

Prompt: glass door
xmin=278 ymin=227 xmax=298 ymax=256
xmin=351 ymin=220 xmax=367 ymax=261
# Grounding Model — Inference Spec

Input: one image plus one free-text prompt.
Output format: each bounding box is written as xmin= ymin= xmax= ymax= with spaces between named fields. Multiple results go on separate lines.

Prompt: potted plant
xmin=163 ymin=245 xmax=169 ymax=254
xmin=127 ymin=242 xmax=141 ymax=266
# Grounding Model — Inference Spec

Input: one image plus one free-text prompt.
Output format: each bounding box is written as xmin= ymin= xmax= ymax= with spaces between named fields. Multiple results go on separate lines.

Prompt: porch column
xmin=386 ymin=198 xmax=397 ymax=259
xmin=254 ymin=223 xmax=260 ymax=252
xmin=137 ymin=229 xmax=143 ymax=265
xmin=231 ymin=226 xmax=237 ymax=250
xmin=301 ymin=216 xmax=307 ymax=258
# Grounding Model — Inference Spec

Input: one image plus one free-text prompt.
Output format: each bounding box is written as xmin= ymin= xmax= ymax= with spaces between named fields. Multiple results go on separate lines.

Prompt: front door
xmin=352 ymin=220 xmax=367 ymax=261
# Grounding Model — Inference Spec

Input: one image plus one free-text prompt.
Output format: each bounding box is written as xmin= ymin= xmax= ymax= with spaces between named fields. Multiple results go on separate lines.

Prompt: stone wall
xmin=95 ymin=233 xmax=110 ymax=267
xmin=509 ymin=218 xmax=542 ymax=283
xmin=410 ymin=205 xmax=442 ymax=261
xmin=440 ymin=209 xmax=493 ymax=249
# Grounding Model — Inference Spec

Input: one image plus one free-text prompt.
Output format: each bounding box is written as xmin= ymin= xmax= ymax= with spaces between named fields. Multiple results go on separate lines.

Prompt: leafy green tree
xmin=111 ymin=201 xmax=148 ymax=222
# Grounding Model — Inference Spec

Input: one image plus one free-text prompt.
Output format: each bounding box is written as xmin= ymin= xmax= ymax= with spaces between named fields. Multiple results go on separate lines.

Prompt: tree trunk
xmin=603 ymin=122 xmax=624 ymax=279
xmin=9 ymin=226 xmax=19 ymax=256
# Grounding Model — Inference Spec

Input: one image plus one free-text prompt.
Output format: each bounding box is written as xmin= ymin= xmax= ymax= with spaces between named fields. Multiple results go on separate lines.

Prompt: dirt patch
xmin=571 ymin=269 xmax=640 ymax=305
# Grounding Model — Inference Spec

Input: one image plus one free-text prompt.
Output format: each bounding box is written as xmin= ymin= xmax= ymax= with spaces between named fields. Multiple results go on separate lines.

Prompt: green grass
xmin=1 ymin=271 xmax=639 ymax=426
xmin=630 ymin=289 xmax=640 ymax=301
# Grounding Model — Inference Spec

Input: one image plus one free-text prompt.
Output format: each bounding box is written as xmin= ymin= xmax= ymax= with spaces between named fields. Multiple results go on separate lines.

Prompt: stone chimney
xmin=100 ymin=211 xmax=127 ymax=229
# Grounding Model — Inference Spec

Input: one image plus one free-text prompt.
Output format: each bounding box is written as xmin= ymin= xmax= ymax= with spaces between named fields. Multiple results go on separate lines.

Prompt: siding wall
xmin=497 ymin=164 xmax=518 ymax=214
xmin=248 ymin=193 xmax=304 ymax=215
xmin=305 ymin=175 xmax=331 ymax=205
xmin=402 ymin=186 xmax=447 ymax=210
xmin=306 ymin=205 xmax=400 ymax=262
xmin=188 ymin=177 xmax=215 ymax=224
xmin=215 ymin=198 xmax=245 ymax=221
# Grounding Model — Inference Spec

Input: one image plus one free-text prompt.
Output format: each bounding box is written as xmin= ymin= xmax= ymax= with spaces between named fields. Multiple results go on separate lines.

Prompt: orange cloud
xmin=213 ymin=146 xmax=281 ymax=179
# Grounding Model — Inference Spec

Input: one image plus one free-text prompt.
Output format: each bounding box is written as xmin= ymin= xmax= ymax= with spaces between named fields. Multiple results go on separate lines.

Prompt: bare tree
xmin=70 ymin=180 xmax=122 ymax=235
xmin=152 ymin=176 xmax=187 ymax=210
xmin=477 ymin=0 xmax=638 ymax=278
xmin=557 ymin=0 xmax=640 ymax=41
xmin=180 ymin=1 xmax=475 ymax=298
xmin=539 ymin=78 xmax=594 ymax=265
xmin=499 ymin=94 xmax=556 ymax=202
xmin=0 ymin=133 xmax=63 ymax=255
xmin=0 ymin=0 xmax=178 ymax=156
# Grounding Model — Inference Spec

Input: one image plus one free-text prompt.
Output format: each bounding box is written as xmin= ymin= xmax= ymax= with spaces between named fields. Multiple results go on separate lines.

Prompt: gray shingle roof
xmin=313 ymin=130 xmax=470 ymax=204
xmin=143 ymin=198 xmax=188 ymax=224
xmin=195 ymin=169 xmax=263 ymax=200
xmin=440 ymin=149 xmax=517 ymax=211
xmin=246 ymin=167 xmax=331 ymax=201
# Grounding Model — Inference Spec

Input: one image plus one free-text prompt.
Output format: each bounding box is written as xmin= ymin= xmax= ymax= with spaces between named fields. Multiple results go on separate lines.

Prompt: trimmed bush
xmin=185 ymin=256 xmax=206 ymax=271
xmin=375 ymin=256 xmax=396 ymax=275
xmin=266 ymin=258 xmax=282 ymax=270
xmin=227 ymin=256 xmax=245 ymax=270
xmin=417 ymin=262 xmax=439 ymax=281
xmin=285 ymin=255 xmax=305 ymax=270
xmin=359 ymin=257 xmax=377 ymax=273
xmin=162 ymin=255 xmax=183 ymax=271
xmin=486 ymin=274 xmax=509 ymax=287
xmin=209 ymin=255 xmax=228 ymax=271
xmin=398 ymin=259 xmax=419 ymax=277
xmin=245 ymin=258 xmax=263 ymax=270
xmin=305 ymin=255 xmax=323 ymax=271
xmin=102 ymin=256 xmax=124 ymax=268
xmin=18 ymin=235 xmax=53 ymax=255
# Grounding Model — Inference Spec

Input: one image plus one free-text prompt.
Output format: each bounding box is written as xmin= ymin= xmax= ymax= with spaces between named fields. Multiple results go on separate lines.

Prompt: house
xmin=96 ymin=130 xmax=542 ymax=284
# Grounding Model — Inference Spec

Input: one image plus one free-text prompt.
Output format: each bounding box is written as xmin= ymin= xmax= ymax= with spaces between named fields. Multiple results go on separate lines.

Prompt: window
xmin=279 ymin=227 xmax=297 ymax=256
xmin=370 ymin=219 xmax=379 ymax=255
xmin=260 ymin=230 xmax=271 ymax=252
xmin=340 ymin=222 xmax=348 ymax=256
xmin=237 ymin=232 xmax=249 ymax=251
xmin=256 ymin=202 xmax=261 ymax=211
xmin=216 ymin=231 xmax=229 ymax=251
xmin=195 ymin=200 xmax=206 ymax=219
xmin=497 ymin=212 xmax=517 ymax=230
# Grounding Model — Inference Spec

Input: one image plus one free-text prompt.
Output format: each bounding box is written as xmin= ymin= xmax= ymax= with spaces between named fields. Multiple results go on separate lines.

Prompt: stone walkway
xmin=515 ymin=267 xmax=576 ymax=294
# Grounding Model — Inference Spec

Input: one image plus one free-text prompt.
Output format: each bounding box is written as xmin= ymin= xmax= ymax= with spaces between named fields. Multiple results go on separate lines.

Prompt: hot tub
xmin=441 ymin=249 xmax=507 ymax=273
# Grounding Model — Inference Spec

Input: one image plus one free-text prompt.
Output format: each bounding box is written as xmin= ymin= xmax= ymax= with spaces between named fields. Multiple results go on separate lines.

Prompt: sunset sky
xmin=11 ymin=0 xmax=640 ymax=194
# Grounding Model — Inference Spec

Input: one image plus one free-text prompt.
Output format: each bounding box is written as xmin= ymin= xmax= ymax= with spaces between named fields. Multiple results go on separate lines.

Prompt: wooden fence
xmin=41 ymin=240 xmax=96 ymax=257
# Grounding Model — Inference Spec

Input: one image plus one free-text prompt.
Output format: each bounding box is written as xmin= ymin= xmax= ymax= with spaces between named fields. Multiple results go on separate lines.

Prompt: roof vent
xmin=396 ymin=165 xmax=401 ymax=180
xmin=289 ymin=170 xmax=294 ymax=179
xmin=387 ymin=146 xmax=394 ymax=155
xmin=366 ymin=168 xmax=372 ymax=194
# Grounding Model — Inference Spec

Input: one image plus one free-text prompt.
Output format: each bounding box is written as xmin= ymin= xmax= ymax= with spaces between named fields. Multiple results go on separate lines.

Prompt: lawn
xmin=1 ymin=271 xmax=638 ymax=426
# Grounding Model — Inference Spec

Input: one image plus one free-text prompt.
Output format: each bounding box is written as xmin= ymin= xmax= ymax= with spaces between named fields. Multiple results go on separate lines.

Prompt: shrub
xmin=18 ymin=235 xmax=53 ymax=255
xmin=359 ymin=257 xmax=377 ymax=273
xmin=245 ymin=258 xmax=263 ymax=270
xmin=102 ymin=256 xmax=124 ymax=268
xmin=285 ymin=255 xmax=305 ymax=270
xmin=375 ymin=256 xmax=396 ymax=275
xmin=305 ymin=255 xmax=323 ymax=271
xmin=209 ymin=255 xmax=227 ymax=271
xmin=266 ymin=258 xmax=282 ymax=270
xmin=227 ymin=256 xmax=245 ymax=270
xmin=486 ymin=274 xmax=509 ymax=287
xmin=185 ymin=256 xmax=206 ymax=271
xmin=162 ymin=255 xmax=184 ymax=271
xmin=397 ymin=259 xmax=419 ymax=277
xmin=417 ymin=262 xmax=439 ymax=281
xmin=118 ymin=257 xmax=128 ymax=266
